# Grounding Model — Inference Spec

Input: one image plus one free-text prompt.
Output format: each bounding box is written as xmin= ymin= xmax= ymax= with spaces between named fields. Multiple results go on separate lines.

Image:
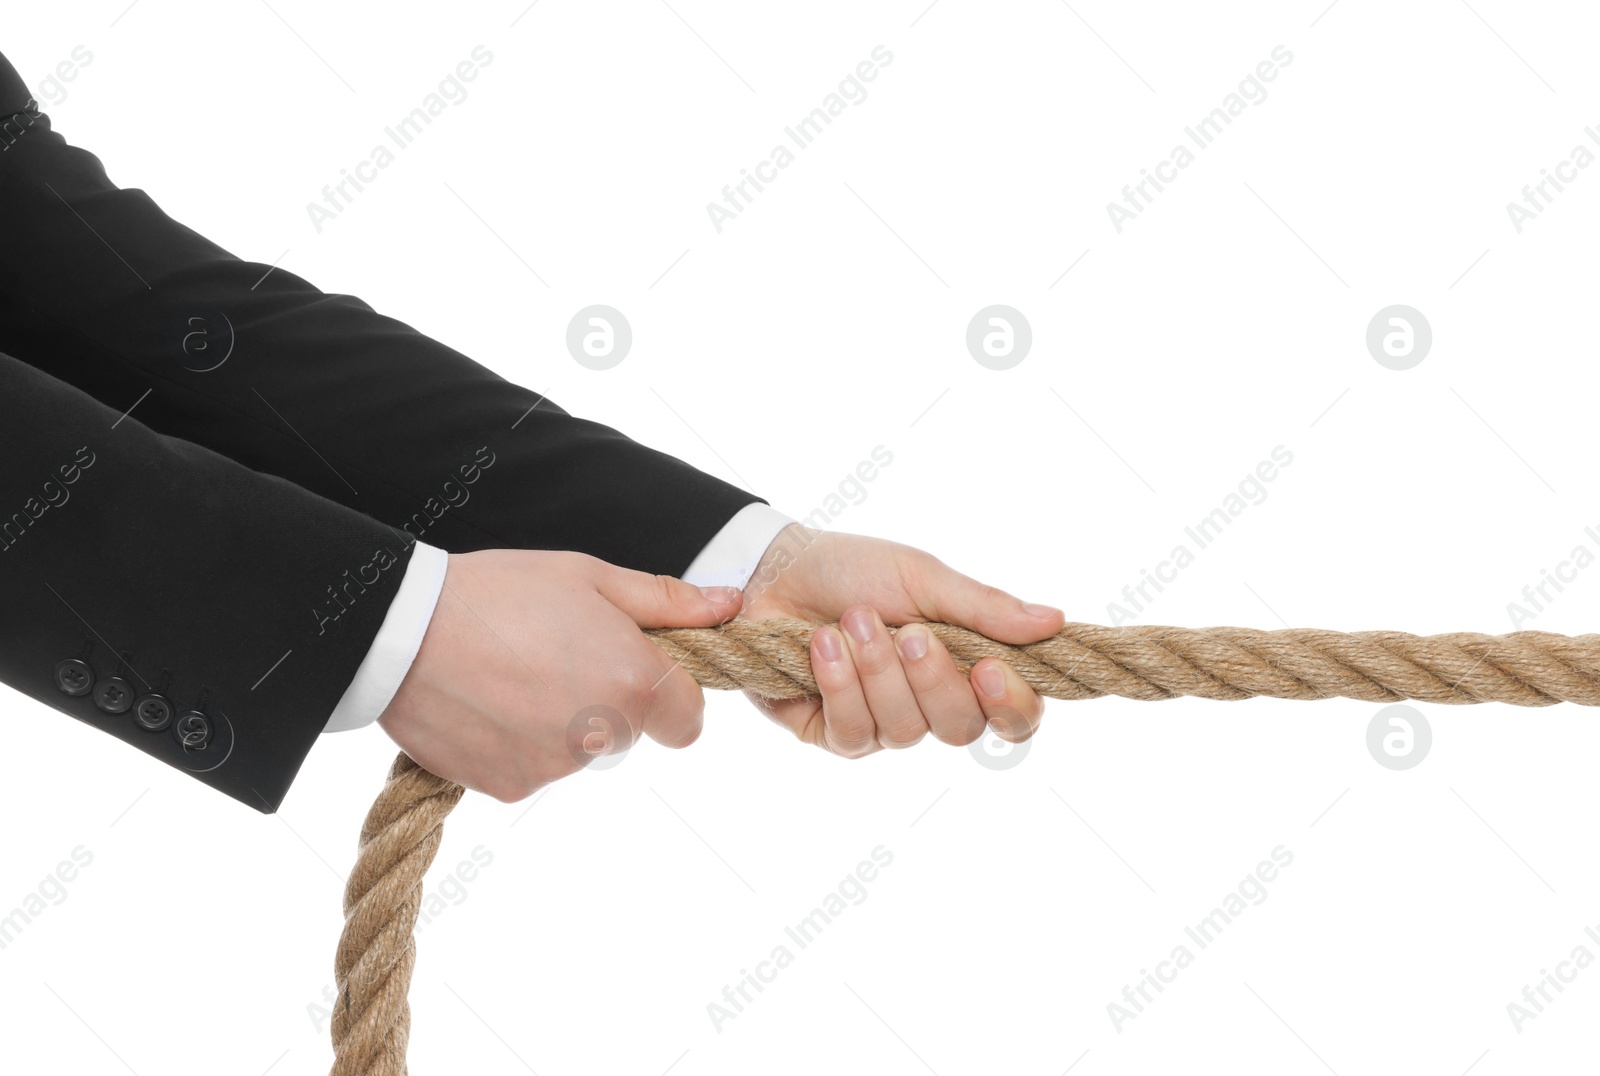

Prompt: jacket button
xmin=54 ymin=659 xmax=94 ymax=696
xmin=93 ymin=677 xmax=135 ymax=714
xmin=174 ymin=710 xmax=212 ymax=749
xmin=132 ymin=694 xmax=174 ymax=731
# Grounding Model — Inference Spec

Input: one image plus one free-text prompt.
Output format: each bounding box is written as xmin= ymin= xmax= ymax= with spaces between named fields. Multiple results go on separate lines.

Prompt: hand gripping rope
xmin=328 ymin=617 xmax=1600 ymax=1074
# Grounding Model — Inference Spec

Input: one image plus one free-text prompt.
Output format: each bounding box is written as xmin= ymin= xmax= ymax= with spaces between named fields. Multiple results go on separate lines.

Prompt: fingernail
xmin=842 ymin=608 xmax=876 ymax=644
xmin=814 ymin=627 xmax=843 ymax=662
xmin=975 ymin=663 xmax=1006 ymax=700
xmin=896 ymin=625 xmax=928 ymax=660
xmin=1023 ymin=602 xmax=1061 ymax=619
xmin=700 ymin=586 xmax=741 ymax=604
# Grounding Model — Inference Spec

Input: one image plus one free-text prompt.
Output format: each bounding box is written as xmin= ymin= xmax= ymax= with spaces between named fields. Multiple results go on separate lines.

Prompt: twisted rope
xmin=653 ymin=619 xmax=1600 ymax=706
xmin=331 ymin=618 xmax=1600 ymax=1073
xmin=332 ymin=753 xmax=464 ymax=1076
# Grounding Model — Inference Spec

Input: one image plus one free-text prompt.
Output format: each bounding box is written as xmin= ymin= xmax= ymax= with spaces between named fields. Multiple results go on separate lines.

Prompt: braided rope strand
xmin=332 ymin=753 xmax=465 ymax=1076
xmin=330 ymin=619 xmax=1600 ymax=1073
xmin=647 ymin=619 xmax=1600 ymax=705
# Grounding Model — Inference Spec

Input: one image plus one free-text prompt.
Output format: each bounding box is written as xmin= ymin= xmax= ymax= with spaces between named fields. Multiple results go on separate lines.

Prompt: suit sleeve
xmin=0 ymin=60 xmax=763 ymax=575
xmin=0 ymin=350 xmax=416 ymax=813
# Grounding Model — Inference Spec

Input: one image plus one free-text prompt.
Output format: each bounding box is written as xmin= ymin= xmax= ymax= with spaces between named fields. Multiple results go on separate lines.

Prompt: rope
xmin=332 ymin=753 xmax=464 ymax=1076
xmin=652 ymin=619 xmax=1600 ymax=705
xmin=329 ymin=618 xmax=1600 ymax=1073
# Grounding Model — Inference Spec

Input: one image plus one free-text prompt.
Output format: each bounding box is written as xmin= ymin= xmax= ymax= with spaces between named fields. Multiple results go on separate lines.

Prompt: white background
xmin=5 ymin=2 xmax=1600 ymax=1073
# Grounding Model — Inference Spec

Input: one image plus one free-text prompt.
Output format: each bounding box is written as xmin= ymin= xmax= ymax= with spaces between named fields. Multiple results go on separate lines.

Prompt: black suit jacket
xmin=0 ymin=52 xmax=763 ymax=812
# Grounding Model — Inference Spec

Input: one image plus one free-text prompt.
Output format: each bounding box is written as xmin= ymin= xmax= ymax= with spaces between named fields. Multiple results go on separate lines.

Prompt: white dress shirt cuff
xmin=322 ymin=540 xmax=450 ymax=733
xmin=679 ymin=502 xmax=797 ymax=589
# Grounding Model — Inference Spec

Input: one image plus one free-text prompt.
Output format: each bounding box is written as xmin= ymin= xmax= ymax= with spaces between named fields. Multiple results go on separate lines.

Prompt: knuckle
xmin=978 ymin=582 xmax=1012 ymax=608
xmin=828 ymin=717 xmax=876 ymax=754
xmin=1025 ymin=691 xmax=1047 ymax=723
xmin=813 ymin=655 xmax=857 ymax=694
xmin=566 ymin=550 xmax=604 ymax=576
xmin=878 ymin=718 xmax=928 ymax=749
xmin=667 ymin=720 xmax=704 ymax=749
xmin=903 ymin=652 xmax=949 ymax=694
xmin=952 ymin=724 xmax=987 ymax=747
xmin=937 ymin=713 xmax=986 ymax=746
xmin=986 ymin=705 xmax=1032 ymax=742
xmin=485 ymin=775 xmax=533 ymax=803
xmin=851 ymin=640 xmax=896 ymax=677
xmin=614 ymin=662 xmax=659 ymax=706
xmin=651 ymin=572 xmax=682 ymax=607
xmin=905 ymin=549 xmax=941 ymax=583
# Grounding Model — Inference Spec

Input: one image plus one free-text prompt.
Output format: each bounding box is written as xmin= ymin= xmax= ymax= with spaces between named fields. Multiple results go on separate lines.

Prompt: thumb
xmin=593 ymin=564 xmax=744 ymax=628
xmin=914 ymin=556 xmax=1063 ymax=645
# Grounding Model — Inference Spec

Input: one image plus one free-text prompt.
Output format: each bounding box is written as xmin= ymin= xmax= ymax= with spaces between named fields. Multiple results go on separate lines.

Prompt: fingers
xmin=909 ymin=555 xmax=1064 ymax=645
xmin=628 ymin=632 xmax=707 ymax=751
xmin=561 ymin=596 xmax=708 ymax=759
xmin=810 ymin=624 xmax=879 ymax=757
xmin=839 ymin=607 xmax=928 ymax=748
xmin=892 ymin=623 xmax=986 ymax=746
xmin=746 ymin=692 xmax=829 ymax=751
xmin=801 ymin=608 xmax=1046 ymax=757
xmin=969 ymin=656 xmax=1046 ymax=743
xmin=578 ymin=560 xmax=730 ymax=754
xmin=592 ymin=560 xmax=743 ymax=629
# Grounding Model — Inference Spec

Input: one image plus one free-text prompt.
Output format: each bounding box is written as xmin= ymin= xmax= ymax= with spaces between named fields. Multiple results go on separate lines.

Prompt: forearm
xmin=0 ymin=83 xmax=765 ymax=575
xmin=0 ymin=351 xmax=412 ymax=811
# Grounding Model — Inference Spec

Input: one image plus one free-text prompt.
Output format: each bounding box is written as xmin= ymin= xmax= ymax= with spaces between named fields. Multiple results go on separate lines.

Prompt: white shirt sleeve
xmin=322 ymin=540 xmax=449 ymax=733
xmin=679 ymin=502 xmax=796 ymax=588
xmin=321 ymin=504 xmax=795 ymax=733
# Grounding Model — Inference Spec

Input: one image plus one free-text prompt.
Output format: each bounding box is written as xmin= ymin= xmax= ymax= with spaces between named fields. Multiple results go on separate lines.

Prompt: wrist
xmin=742 ymin=521 xmax=819 ymax=608
xmin=376 ymin=552 xmax=461 ymax=738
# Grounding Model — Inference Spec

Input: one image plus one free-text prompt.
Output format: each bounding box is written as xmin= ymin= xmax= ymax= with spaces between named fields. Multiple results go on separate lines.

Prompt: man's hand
xmin=377 ymin=549 xmax=741 ymax=802
xmin=738 ymin=524 xmax=1063 ymax=756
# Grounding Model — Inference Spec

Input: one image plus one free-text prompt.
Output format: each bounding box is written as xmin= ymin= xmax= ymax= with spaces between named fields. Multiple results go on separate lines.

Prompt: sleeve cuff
xmin=322 ymin=540 xmax=450 ymax=733
xmin=679 ymin=502 xmax=796 ymax=589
